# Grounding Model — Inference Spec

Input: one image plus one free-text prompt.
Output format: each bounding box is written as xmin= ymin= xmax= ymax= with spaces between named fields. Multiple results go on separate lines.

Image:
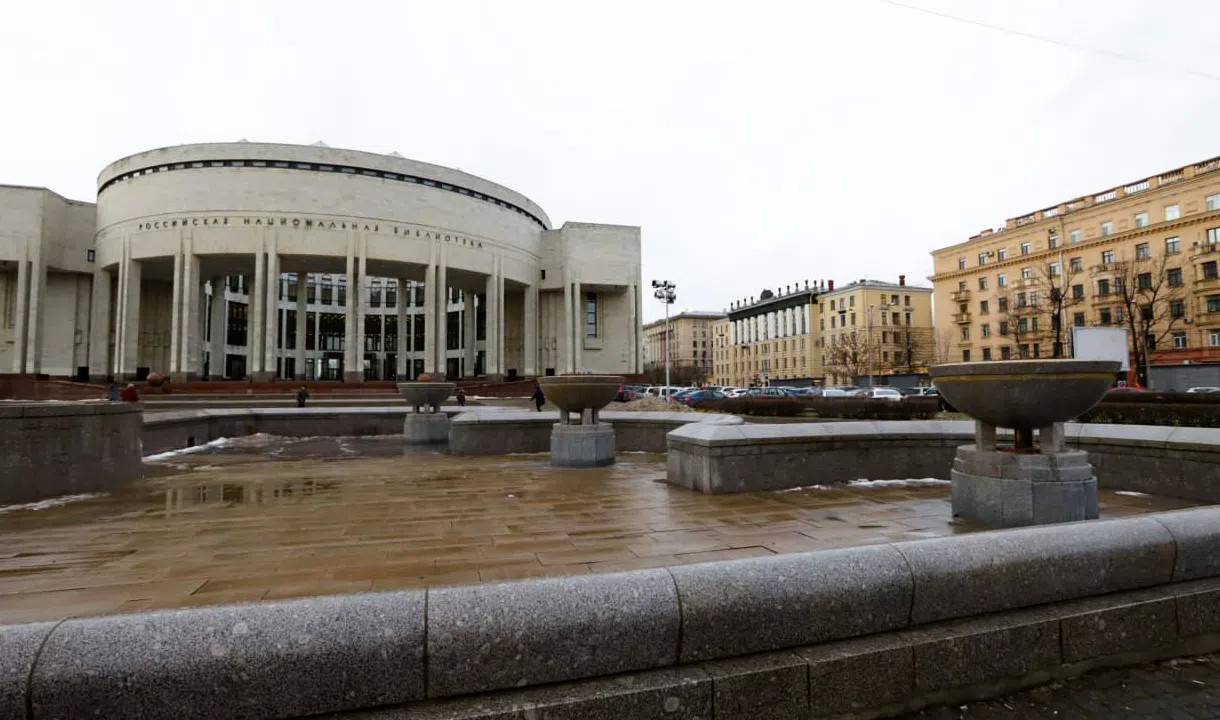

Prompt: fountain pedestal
xmin=397 ymin=380 xmax=455 ymax=445
xmin=931 ymin=360 xmax=1119 ymax=528
xmin=538 ymin=376 xmax=624 ymax=467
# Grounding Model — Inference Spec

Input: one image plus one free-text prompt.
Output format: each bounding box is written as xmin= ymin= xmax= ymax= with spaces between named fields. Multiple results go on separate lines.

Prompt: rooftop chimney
xmin=828 ymin=280 xmax=835 ymax=292
xmin=899 ymin=274 xmax=906 ymax=286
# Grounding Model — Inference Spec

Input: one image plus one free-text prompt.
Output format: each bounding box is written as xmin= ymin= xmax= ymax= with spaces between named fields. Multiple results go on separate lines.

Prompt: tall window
xmin=1135 ymin=242 xmax=1150 ymax=260
xmin=1101 ymin=221 xmax=1114 ymax=236
xmin=585 ymin=293 xmax=598 ymax=338
xmin=1072 ymin=284 xmax=1084 ymax=300
xmin=1168 ymin=267 xmax=1183 ymax=286
xmin=997 ymin=248 xmax=1008 ymax=260
xmin=1173 ymin=332 xmax=1188 ymax=349
xmin=1204 ymin=261 xmax=1219 ymax=280
xmin=978 ymin=276 xmax=988 ymax=290
xmin=1020 ymin=242 xmax=1031 ymax=255
xmin=1101 ymin=249 xmax=1116 ymax=264
xmin=1073 ymin=312 xmax=1086 ymax=327
xmin=1210 ymin=330 xmax=1220 ymax=347
xmin=1070 ymin=256 xmax=1083 ymax=272
xmin=1165 ymin=204 xmax=1180 ymax=221
xmin=1069 ymin=229 xmax=1082 ymax=245
xmin=1134 ymin=212 xmax=1149 ymax=228
xmin=1021 ymin=267 xmax=1032 ymax=279
xmin=1137 ymin=272 xmax=1153 ymax=290
xmin=978 ymin=252 xmax=989 ymax=266
xmin=1208 ymin=295 xmax=1220 ymax=313
xmin=1166 ymin=237 xmax=1181 ymax=254
xmin=1208 ymin=227 xmax=1220 ymax=245
xmin=1048 ymin=235 xmax=1060 ymax=249
xmin=1208 ymin=194 xmax=1220 ymax=212
xmin=997 ymin=273 xmax=1007 ymax=287
xmin=1172 ymin=299 xmax=1188 ymax=317
xmin=958 ymin=257 xmax=967 ymax=270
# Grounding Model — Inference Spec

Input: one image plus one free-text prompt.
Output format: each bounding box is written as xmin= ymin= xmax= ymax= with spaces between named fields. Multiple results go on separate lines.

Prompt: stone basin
xmin=929 ymin=360 xmax=1119 ymax=430
xmin=537 ymin=375 xmax=624 ymax=413
xmin=396 ymin=382 xmax=455 ymax=412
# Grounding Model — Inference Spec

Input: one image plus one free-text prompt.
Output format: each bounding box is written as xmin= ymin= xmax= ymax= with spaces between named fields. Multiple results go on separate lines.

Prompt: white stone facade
xmin=0 ymin=142 xmax=643 ymax=381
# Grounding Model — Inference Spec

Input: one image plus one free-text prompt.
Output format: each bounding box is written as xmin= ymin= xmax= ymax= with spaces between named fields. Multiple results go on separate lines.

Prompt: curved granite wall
xmin=0 ymin=401 xmax=142 ymax=504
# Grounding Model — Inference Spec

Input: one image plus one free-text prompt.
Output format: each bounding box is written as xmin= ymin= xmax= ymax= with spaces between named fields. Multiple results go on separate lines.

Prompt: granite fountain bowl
xmin=929 ymin=360 xmax=1120 ymax=429
xmin=537 ymin=375 xmax=625 ymax=413
xmin=396 ymin=382 xmax=455 ymax=410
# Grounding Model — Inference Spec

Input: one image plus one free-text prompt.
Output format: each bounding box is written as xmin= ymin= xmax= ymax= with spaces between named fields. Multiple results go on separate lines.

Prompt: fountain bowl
xmin=929 ymin=360 xmax=1119 ymax=429
xmin=396 ymin=382 xmax=455 ymax=411
xmin=537 ymin=375 xmax=625 ymax=413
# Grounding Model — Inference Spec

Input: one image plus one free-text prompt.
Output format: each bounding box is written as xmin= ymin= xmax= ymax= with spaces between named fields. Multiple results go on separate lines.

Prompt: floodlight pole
xmin=652 ymin=280 xmax=677 ymax=403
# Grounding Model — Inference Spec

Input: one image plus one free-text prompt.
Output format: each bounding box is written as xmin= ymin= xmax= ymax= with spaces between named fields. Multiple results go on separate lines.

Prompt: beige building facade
xmin=711 ymin=277 xmax=934 ymax=388
xmin=641 ymin=311 xmax=724 ymax=381
xmin=1 ymin=142 xmax=644 ymax=382
xmin=930 ymin=155 xmax=1220 ymax=373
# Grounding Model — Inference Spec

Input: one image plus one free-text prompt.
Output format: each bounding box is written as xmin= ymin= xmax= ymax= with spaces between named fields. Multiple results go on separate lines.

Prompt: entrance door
xmin=323 ymin=353 xmax=343 ymax=380
xmin=446 ymin=357 xmax=460 ymax=380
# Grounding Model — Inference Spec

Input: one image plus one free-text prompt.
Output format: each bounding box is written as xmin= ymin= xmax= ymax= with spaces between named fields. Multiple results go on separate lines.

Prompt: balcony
xmin=1189 ymin=242 xmax=1220 ymax=260
xmin=1090 ymin=263 xmax=1121 ymax=276
xmin=953 ymin=312 xmax=972 ymax=324
xmin=950 ymin=289 xmax=971 ymax=302
xmin=1194 ymin=275 xmax=1220 ymax=291
xmin=1090 ymin=292 xmax=1116 ymax=306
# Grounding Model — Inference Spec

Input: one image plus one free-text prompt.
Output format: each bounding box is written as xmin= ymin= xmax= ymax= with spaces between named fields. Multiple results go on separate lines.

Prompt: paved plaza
xmin=0 ymin=434 xmax=1198 ymax=624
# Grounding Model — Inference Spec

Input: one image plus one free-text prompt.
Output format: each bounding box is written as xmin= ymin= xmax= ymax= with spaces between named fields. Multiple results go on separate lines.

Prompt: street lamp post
xmin=652 ymin=280 xmax=676 ymax=403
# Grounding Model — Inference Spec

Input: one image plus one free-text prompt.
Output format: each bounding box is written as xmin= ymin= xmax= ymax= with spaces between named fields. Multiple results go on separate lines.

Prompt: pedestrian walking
xmin=532 ymin=385 xmax=546 ymax=411
xmin=456 ymin=387 xmax=467 ymax=407
xmin=119 ymin=383 xmax=139 ymax=402
xmin=296 ymin=386 xmax=310 ymax=408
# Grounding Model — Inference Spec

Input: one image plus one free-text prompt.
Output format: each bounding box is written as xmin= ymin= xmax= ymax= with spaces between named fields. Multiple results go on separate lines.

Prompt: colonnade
xmin=90 ymin=235 xmax=541 ymax=382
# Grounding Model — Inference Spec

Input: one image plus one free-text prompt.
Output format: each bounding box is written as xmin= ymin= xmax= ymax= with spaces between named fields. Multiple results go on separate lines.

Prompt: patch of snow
xmin=776 ymin=478 xmax=950 ymax=493
xmin=0 ymin=493 xmax=105 ymax=514
xmin=1114 ymin=490 xmax=1152 ymax=498
xmin=143 ymin=436 xmax=240 ymax=461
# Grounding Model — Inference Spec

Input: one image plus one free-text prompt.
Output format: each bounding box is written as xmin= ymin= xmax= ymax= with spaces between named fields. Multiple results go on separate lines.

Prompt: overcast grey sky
xmin=3 ymin=0 xmax=1219 ymax=321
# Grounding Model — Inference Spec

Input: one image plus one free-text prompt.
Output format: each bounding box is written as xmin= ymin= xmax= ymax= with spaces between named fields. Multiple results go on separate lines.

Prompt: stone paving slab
xmin=0 ymin=434 xmax=1199 ymax=624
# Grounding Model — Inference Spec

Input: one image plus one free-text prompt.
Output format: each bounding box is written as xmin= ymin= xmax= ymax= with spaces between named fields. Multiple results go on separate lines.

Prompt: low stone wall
xmin=667 ymin=420 xmax=1220 ymax=501
xmin=0 ymin=401 xmax=142 ymax=504
xmin=6 ymin=507 xmax=1220 ymax=718
xmin=447 ymin=409 xmax=743 ymax=455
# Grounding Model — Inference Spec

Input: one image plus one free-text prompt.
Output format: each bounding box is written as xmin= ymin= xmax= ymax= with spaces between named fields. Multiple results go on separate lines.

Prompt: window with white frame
xmin=1135 ymin=242 xmax=1151 ymax=259
xmin=1210 ymin=330 xmax=1220 ymax=347
xmin=1166 ymin=237 xmax=1181 ymax=254
xmin=997 ymin=248 xmax=1007 ymax=261
xmin=1101 ymin=221 xmax=1114 ymax=236
xmin=1165 ymin=204 xmax=1180 ymax=221
xmin=1020 ymin=242 xmax=1031 ymax=255
xmin=1134 ymin=212 xmax=1149 ymax=228
xmin=1021 ymin=267 xmax=1032 ymax=279
xmin=1101 ymin=249 xmax=1116 ymax=264
xmin=997 ymin=273 xmax=1007 ymax=287
xmin=1208 ymin=194 xmax=1220 ymax=212
xmin=1173 ymin=331 xmax=1188 ymax=349
xmin=1069 ymin=229 xmax=1082 ymax=244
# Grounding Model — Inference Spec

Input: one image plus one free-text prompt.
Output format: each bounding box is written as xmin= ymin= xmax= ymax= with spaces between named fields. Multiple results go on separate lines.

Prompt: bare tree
xmin=897 ymin=326 xmax=934 ymax=373
xmin=826 ymin=330 xmax=874 ymax=383
xmin=1040 ymin=260 xmax=1086 ymax=358
xmin=997 ymin=258 xmax=1085 ymax=359
xmin=931 ymin=327 xmax=956 ymax=365
xmin=1111 ymin=253 xmax=1186 ymax=385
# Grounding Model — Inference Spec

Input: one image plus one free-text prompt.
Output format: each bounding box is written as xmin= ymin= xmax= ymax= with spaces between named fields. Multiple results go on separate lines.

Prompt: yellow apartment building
xmin=711 ymin=277 xmax=934 ymax=387
xmin=930 ymin=155 xmax=1220 ymax=384
xmin=641 ymin=311 xmax=724 ymax=382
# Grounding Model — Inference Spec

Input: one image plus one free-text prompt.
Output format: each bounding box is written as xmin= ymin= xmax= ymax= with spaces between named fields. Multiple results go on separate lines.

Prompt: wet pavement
xmin=0 ymin=434 xmax=1200 ymax=624
xmin=901 ymin=654 xmax=1220 ymax=719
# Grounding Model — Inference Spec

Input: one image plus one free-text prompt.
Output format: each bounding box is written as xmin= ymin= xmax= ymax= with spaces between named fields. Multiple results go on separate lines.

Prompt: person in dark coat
xmin=532 ymin=385 xmax=546 ymax=411
xmin=456 ymin=387 xmax=467 ymax=407
xmin=296 ymin=387 xmax=310 ymax=408
xmin=119 ymin=383 xmax=139 ymax=402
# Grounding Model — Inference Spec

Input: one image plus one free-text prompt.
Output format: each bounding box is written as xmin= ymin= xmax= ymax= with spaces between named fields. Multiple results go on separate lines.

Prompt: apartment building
xmin=642 ymin=310 xmax=724 ymax=381
xmin=710 ymin=277 xmax=934 ymax=387
xmin=930 ymin=155 xmax=1220 ymax=379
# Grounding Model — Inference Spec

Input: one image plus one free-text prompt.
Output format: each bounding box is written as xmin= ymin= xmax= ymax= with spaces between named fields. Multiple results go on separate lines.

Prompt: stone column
xmin=423 ymin=255 xmax=437 ymax=375
xmin=250 ymin=250 xmax=265 ymax=379
xmin=208 ymin=276 xmax=226 ymax=379
xmin=562 ymin=273 xmax=573 ymax=374
xmin=497 ymin=266 xmax=506 ymax=377
xmin=343 ymin=237 xmax=358 ymax=381
xmin=262 ymin=238 xmax=279 ymax=381
xmin=524 ymin=284 xmax=537 ymax=377
xmin=117 ymin=253 xmax=141 ymax=380
xmin=436 ymin=249 xmax=448 ymax=377
xmin=485 ymin=261 xmax=500 ymax=379
xmin=87 ymin=268 xmax=112 ymax=381
xmin=169 ymin=252 xmax=183 ymax=376
xmin=23 ymin=243 xmax=46 ymax=374
xmin=294 ymin=274 xmax=307 ymax=381
xmin=348 ymin=239 xmax=367 ymax=382
xmin=396 ymin=278 xmax=408 ymax=380
xmin=463 ymin=291 xmax=477 ymax=377
xmin=181 ymin=249 xmax=201 ymax=379
xmin=11 ymin=256 xmax=29 ymax=373
xmin=635 ymin=281 xmax=644 ymax=373
xmin=573 ymin=280 xmax=583 ymax=373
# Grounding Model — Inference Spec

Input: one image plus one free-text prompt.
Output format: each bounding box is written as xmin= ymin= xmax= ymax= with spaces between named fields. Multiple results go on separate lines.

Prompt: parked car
xmin=897 ymin=387 xmax=923 ymax=396
xmin=1186 ymin=386 xmax=1220 ymax=393
xmin=821 ymin=388 xmax=852 ymax=398
xmin=725 ymin=388 xmax=750 ymax=398
xmin=1106 ymin=386 xmax=1148 ymax=394
xmin=678 ymin=389 xmax=727 ymax=407
xmin=743 ymin=387 xmax=789 ymax=398
xmin=855 ymin=387 xmax=904 ymax=401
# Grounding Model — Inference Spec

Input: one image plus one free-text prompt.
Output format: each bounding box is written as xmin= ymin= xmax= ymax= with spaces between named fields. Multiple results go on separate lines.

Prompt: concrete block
xmin=796 ymin=635 xmax=913 ymax=718
xmin=895 ymin=516 xmax=1175 ymax=624
xmin=907 ymin=610 xmax=1060 ymax=692
xmin=701 ymin=651 xmax=807 ymax=720
xmin=1176 ymin=580 xmax=1220 ymax=637
xmin=669 ymin=544 xmax=912 ymax=662
xmin=1059 ymin=595 xmax=1177 ymax=662
xmin=426 ymin=569 xmax=680 ymax=698
xmin=0 ymin=622 xmax=56 ymax=720
xmin=30 ymin=591 xmax=426 ymax=720
xmin=403 ymin=412 xmax=450 ymax=444
xmin=550 ymin=422 xmax=615 ymax=467
xmin=1149 ymin=507 xmax=1220 ymax=581
xmin=1030 ymin=479 xmax=1098 ymax=524
xmin=335 ymin=666 xmax=712 ymax=719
